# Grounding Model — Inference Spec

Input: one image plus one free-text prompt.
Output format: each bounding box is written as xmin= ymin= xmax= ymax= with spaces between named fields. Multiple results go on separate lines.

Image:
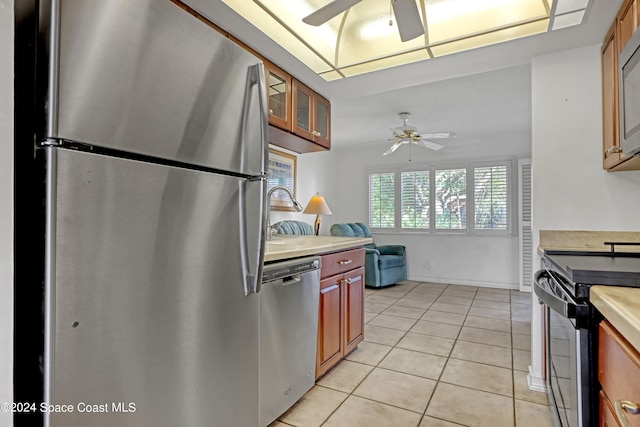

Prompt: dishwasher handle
xmin=281 ymin=275 xmax=301 ymax=287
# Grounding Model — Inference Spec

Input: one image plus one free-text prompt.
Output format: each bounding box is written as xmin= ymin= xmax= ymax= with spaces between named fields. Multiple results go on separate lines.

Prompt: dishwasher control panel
xmin=262 ymin=257 xmax=321 ymax=282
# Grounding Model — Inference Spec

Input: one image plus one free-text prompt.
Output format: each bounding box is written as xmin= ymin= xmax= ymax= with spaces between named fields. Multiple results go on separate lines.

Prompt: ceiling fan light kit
xmin=383 ymin=112 xmax=456 ymax=156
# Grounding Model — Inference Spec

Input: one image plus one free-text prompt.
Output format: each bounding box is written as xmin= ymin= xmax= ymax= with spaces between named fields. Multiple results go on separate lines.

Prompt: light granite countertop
xmin=538 ymin=230 xmax=640 ymax=254
xmin=264 ymin=235 xmax=373 ymax=262
xmin=590 ymin=286 xmax=640 ymax=352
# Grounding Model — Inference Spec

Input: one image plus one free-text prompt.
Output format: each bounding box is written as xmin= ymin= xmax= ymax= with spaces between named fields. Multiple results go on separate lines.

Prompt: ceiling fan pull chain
xmin=389 ymin=0 xmax=393 ymax=27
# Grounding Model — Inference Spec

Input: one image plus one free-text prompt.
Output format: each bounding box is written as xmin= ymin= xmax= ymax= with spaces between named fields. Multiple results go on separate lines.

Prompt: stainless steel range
xmin=534 ymin=243 xmax=640 ymax=427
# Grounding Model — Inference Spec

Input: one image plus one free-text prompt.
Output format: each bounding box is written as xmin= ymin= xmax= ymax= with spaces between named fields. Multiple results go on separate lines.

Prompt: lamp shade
xmin=303 ymin=195 xmax=333 ymax=215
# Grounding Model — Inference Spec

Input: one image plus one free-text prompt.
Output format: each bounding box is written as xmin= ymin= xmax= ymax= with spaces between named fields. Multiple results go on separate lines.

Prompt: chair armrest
xmin=377 ymin=245 xmax=406 ymax=256
xmin=365 ymin=248 xmax=381 ymax=257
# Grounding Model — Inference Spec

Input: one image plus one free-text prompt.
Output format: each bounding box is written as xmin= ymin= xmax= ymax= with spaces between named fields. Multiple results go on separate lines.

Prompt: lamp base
xmin=313 ymin=215 xmax=322 ymax=236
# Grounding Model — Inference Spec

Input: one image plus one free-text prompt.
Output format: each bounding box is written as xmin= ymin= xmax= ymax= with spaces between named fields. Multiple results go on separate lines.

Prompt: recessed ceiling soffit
xmin=221 ymin=0 xmax=591 ymax=81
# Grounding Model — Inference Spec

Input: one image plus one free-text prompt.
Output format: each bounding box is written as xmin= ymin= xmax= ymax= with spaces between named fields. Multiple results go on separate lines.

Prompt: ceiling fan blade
xmin=302 ymin=0 xmax=362 ymax=26
xmin=392 ymin=0 xmax=424 ymax=42
xmin=420 ymin=132 xmax=457 ymax=139
xmin=420 ymin=139 xmax=444 ymax=150
xmin=383 ymin=140 xmax=404 ymax=155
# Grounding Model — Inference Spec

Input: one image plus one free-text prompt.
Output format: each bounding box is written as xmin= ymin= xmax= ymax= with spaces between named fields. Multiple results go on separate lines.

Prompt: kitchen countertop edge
xmin=590 ymin=286 xmax=640 ymax=353
xmin=264 ymin=236 xmax=373 ymax=262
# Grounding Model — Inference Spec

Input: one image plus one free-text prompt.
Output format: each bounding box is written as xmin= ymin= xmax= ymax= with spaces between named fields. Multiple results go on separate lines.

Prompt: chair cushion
xmin=330 ymin=223 xmax=376 ymax=249
xmin=378 ymin=254 xmax=406 ymax=270
xmin=273 ymin=220 xmax=314 ymax=235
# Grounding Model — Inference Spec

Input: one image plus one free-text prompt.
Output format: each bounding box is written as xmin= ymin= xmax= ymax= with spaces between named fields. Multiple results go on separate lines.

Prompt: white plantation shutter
xmin=401 ymin=171 xmax=430 ymax=229
xmin=368 ymin=172 xmax=395 ymax=229
xmin=473 ymin=165 xmax=508 ymax=230
xmin=366 ymin=162 xmax=513 ymax=234
xmin=435 ymin=168 xmax=467 ymax=230
xmin=519 ymin=159 xmax=532 ymax=292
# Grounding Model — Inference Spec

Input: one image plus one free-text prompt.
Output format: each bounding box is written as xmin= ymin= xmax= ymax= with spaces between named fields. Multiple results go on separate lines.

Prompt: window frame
xmin=366 ymin=160 xmax=514 ymax=236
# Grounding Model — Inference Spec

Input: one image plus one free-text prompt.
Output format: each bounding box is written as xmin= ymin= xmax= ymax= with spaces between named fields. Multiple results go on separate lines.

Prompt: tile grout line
xmin=317 ymin=281 xmax=421 ymax=427
xmin=416 ymin=284 xmax=478 ymax=427
xmin=281 ymin=282 xmax=531 ymax=427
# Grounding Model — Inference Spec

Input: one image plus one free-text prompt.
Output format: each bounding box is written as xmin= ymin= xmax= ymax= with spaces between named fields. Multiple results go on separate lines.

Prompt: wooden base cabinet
xmin=598 ymin=320 xmax=640 ymax=426
xmin=316 ymin=248 xmax=365 ymax=379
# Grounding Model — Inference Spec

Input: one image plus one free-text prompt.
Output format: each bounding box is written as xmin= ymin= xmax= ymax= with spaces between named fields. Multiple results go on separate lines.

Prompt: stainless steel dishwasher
xmin=259 ymin=256 xmax=321 ymax=427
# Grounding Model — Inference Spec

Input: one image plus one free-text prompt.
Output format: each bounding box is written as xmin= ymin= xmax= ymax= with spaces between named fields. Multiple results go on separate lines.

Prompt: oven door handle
xmin=533 ymin=269 xmax=587 ymax=318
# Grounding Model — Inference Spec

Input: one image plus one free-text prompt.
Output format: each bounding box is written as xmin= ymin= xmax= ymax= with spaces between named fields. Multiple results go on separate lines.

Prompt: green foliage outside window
xmin=435 ymin=169 xmax=466 ymax=230
xmin=401 ymin=171 xmax=429 ymax=229
xmin=368 ymin=163 xmax=508 ymax=233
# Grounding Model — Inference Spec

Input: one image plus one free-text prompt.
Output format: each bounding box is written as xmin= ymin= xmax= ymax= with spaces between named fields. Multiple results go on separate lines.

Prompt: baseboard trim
xmin=407 ymin=275 xmax=518 ymax=290
xmin=527 ymin=366 xmax=547 ymax=393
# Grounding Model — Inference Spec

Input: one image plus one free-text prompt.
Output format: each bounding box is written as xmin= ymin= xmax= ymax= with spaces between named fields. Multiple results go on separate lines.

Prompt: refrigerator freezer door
xmin=45 ymin=148 xmax=263 ymax=427
xmin=47 ymin=0 xmax=267 ymax=176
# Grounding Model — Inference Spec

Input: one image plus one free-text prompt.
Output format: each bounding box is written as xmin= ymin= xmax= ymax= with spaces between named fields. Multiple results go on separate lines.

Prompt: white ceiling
xmin=186 ymin=0 xmax=623 ymax=150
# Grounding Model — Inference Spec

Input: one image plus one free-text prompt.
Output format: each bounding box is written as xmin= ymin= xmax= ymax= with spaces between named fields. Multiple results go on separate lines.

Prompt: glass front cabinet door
xmin=264 ymin=61 xmax=291 ymax=131
xmin=292 ymin=79 xmax=313 ymax=141
xmin=314 ymin=95 xmax=331 ymax=149
xmin=292 ymin=79 xmax=331 ymax=148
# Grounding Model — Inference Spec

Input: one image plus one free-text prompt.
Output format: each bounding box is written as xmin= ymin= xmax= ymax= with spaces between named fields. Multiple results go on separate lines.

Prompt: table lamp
xmin=303 ymin=193 xmax=333 ymax=235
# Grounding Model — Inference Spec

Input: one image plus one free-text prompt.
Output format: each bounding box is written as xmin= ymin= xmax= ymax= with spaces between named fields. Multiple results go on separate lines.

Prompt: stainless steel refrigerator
xmin=40 ymin=1 xmax=267 ymax=425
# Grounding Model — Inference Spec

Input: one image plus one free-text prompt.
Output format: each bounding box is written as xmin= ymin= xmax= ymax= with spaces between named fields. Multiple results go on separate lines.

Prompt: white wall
xmin=530 ymin=44 xmax=640 ymax=387
xmin=332 ymin=126 xmax=531 ymax=288
xmin=0 ymin=0 xmax=14 ymax=424
xmin=268 ymin=146 xmax=337 ymax=235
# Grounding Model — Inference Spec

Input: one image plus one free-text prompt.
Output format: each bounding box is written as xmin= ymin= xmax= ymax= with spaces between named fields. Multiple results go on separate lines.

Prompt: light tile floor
xmin=271 ymin=281 xmax=552 ymax=427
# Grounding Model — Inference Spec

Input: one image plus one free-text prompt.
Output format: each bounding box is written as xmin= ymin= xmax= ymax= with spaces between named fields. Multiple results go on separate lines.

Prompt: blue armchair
xmin=272 ymin=220 xmax=315 ymax=236
xmin=330 ymin=222 xmax=407 ymax=288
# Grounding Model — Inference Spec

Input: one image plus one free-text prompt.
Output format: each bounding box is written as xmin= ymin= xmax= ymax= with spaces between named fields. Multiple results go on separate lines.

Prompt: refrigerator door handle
xmin=239 ymin=63 xmax=268 ymax=295
xmin=242 ymin=62 xmax=269 ymax=176
xmin=239 ymin=178 xmax=265 ymax=296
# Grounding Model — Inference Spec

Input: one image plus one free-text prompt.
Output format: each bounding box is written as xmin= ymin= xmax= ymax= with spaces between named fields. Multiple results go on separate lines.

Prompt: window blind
xmin=473 ymin=165 xmax=508 ymax=230
xmin=435 ymin=168 xmax=467 ymax=230
xmin=401 ymin=171 xmax=430 ymax=229
xmin=368 ymin=172 xmax=395 ymax=228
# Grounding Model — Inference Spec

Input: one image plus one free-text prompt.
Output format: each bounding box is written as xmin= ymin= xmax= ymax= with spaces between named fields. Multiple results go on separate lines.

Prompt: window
xmin=367 ymin=162 xmax=511 ymax=234
xmin=474 ymin=165 xmax=509 ymax=230
xmin=435 ymin=168 xmax=466 ymax=230
xmin=401 ymin=171 xmax=429 ymax=229
xmin=368 ymin=172 xmax=395 ymax=228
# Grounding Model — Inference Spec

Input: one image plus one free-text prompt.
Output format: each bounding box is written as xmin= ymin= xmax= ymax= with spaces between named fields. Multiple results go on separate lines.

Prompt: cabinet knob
xmin=606 ymin=145 xmax=622 ymax=156
xmin=615 ymin=400 xmax=639 ymax=427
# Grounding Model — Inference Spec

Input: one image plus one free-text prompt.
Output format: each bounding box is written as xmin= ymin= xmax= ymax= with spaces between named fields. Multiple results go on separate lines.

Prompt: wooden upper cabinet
xmin=263 ymin=61 xmax=332 ymax=152
xmin=601 ymin=3 xmax=640 ymax=171
xmin=292 ymin=79 xmax=314 ymax=141
xmin=292 ymin=79 xmax=331 ymax=149
xmin=602 ymin=26 xmax=621 ymax=170
xmin=314 ymin=95 xmax=331 ymax=149
xmin=264 ymin=61 xmax=292 ymax=131
xmin=619 ymin=0 xmax=638 ymax=52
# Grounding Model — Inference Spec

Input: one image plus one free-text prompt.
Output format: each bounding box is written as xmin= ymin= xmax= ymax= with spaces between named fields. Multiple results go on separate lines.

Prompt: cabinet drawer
xmin=321 ymin=248 xmax=365 ymax=279
xmin=598 ymin=321 xmax=640 ymax=427
xmin=600 ymin=390 xmax=622 ymax=427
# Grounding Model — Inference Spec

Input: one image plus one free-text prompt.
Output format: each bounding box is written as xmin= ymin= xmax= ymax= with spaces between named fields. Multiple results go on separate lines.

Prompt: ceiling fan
xmin=384 ymin=112 xmax=456 ymax=155
xmin=302 ymin=0 xmax=424 ymax=42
